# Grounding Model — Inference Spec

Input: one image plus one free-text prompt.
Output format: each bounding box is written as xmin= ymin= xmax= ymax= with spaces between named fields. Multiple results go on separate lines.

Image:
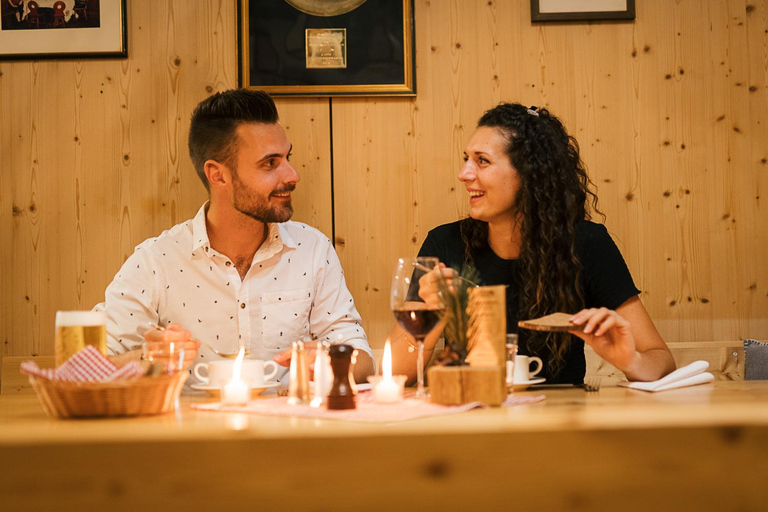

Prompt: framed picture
xmin=239 ymin=0 xmax=416 ymax=97
xmin=531 ymin=0 xmax=635 ymax=22
xmin=0 ymin=0 xmax=127 ymax=60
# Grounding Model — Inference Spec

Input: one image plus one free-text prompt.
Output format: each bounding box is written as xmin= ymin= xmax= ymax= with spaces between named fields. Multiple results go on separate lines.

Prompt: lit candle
xmin=371 ymin=339 xmax=406 ymax=404
xmin=222 ymin=347 xmax=250 ymax=405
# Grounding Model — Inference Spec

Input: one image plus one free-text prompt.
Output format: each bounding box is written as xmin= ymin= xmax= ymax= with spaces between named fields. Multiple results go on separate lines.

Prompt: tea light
xmin=368 ymin=339 xmax=406 ymax=404
xmin=221 ymin=347 xmax=250 ymax=405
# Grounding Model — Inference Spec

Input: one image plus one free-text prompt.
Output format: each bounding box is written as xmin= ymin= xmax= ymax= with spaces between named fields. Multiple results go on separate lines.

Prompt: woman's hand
xmin=569 ymin=307 xmax=637 ymax=371
xmin=417 ymin=263 xmax=455 ymax=309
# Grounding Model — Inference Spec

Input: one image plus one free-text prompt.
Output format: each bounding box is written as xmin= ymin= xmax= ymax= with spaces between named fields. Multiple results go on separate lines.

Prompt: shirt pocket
xmin=260 ymin=288 xmax=312 ymax=349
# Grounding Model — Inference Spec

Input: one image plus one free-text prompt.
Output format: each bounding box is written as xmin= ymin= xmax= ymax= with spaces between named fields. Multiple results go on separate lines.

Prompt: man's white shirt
xmin=95 ymin=203 xmax=372 ymax=385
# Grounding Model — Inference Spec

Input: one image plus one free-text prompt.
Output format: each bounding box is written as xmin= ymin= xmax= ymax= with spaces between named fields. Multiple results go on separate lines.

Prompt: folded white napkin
xmin=617 ymin=360 xmax=715 ymax=392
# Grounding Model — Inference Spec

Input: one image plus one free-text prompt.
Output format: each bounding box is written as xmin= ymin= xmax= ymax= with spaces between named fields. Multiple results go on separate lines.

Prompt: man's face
xmin=229 ymin=122 xmax=299 ymax=223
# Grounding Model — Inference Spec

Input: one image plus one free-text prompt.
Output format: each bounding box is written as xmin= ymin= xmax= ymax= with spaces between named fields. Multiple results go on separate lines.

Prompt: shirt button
xmin=240 ymin=303 xmax=246 ymax=309
xmin=225 ymin=261 xmax=231 ymax=267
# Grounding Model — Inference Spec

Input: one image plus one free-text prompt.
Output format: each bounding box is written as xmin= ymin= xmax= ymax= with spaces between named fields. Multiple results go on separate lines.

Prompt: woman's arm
xmin=569 ymin=296 xmax=676 ymax=381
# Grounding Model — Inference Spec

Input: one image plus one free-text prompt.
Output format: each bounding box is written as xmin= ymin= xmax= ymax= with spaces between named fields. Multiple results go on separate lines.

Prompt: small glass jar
xmin=505 ymin=333 xmax=519 ymax=391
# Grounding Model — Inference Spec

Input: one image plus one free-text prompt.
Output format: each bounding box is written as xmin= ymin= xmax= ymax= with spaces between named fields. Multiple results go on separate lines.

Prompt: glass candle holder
xmin=367 ymin=375 xmax=407 ymax=404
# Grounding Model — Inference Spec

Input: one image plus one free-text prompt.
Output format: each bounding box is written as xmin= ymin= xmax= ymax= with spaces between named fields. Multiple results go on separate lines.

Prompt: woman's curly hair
xmin=459 ymin=103 xmax=602 ymax=374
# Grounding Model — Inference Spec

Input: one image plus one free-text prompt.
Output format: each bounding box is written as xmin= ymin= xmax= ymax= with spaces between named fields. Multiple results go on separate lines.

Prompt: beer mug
xmin=54 ymin=311 xmax=107 ymax=366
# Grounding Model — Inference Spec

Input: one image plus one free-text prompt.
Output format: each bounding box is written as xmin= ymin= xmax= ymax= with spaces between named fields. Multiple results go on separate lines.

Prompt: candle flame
xmin=383 ymin=338 xmax=392 ymax=379
xmin=232 ymin=346 xmax=245 ymax=381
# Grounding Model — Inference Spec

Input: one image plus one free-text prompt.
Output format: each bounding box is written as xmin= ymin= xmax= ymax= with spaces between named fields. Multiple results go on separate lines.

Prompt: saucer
xmin=191 ymin=382 xmax=278 ymax=398
xmin=511 ymin=377 xmax=546 ymax=391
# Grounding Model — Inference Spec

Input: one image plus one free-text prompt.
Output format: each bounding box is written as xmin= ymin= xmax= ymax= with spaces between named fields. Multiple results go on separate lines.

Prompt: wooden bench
xmin=1 ymin=355 xmax=55 ymax=395
xmin=587 ymin=340 xmax=746 ymax=384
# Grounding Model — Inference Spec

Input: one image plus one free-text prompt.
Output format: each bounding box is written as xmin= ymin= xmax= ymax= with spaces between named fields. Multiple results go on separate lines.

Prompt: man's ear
xmin=204 ymin=160 xmax=229 ymax=189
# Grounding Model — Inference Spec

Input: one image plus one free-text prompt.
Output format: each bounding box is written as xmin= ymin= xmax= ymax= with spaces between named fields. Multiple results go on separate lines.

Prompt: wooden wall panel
xmin=275 ymin=98 xmax=332 ymax=238
xmin=0 ymin=0 xmax=331 ymax=362
xmin=334 ymin=0 xmax=768 ymax=348
xmin=2 ymin=0 xmax=766 ymax=364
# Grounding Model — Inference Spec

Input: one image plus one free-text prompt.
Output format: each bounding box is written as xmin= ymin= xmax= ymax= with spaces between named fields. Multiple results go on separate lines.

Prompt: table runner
xmin=192 ymin=392 xmax=545 ymax=423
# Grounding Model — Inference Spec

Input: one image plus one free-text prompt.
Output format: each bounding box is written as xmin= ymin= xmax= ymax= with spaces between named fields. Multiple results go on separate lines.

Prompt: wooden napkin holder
xmin=429 ymin=285 xmax=507 ymax=406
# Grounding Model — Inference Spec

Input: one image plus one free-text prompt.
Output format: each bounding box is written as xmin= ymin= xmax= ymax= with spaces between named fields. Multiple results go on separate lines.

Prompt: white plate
xmin=511 ymin=377 xmax=546 ymax=390
xmin=191 ymin=382 xmax=278 ymax=398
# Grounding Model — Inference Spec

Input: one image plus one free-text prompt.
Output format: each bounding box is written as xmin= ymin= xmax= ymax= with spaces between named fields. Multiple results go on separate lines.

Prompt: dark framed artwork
xmin=0 ymin=0 xmax=127 ymax=60
xmin=239 ymin=0 xmax=416 ymax=96
xmin=531 ymin=0 xmax=635 ymax=22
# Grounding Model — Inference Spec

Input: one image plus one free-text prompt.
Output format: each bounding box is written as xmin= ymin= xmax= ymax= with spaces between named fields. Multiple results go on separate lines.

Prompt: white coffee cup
xmin=194 ymin=359 xmax=278 ymax=387
xmin=514 ymin=355 xmax=543 ymax=383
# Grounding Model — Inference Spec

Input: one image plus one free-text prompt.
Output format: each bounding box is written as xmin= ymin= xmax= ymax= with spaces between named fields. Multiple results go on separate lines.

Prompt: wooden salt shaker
xmin=327 ymin=344 xmax=356 ymax=410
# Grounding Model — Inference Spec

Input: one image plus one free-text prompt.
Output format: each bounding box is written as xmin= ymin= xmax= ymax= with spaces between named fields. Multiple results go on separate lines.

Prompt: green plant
xmin=434 ymin=267 xmax=478 ymax=366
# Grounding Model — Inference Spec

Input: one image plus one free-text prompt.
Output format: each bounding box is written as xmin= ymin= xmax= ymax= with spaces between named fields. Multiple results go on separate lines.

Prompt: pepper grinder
xmin=327 ymin=344 xmax=356 ymax=410
xmin=288 ymin=340 xmax=310 ymax=405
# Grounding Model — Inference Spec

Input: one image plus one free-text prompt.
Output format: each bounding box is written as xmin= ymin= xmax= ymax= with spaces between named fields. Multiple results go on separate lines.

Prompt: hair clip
xmin=527 ymin=106 xmax=539 ymax=117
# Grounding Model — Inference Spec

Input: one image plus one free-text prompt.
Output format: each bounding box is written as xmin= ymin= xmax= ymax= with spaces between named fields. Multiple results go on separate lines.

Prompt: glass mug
xmin=54 ymin=311 xmax=107 ymax=367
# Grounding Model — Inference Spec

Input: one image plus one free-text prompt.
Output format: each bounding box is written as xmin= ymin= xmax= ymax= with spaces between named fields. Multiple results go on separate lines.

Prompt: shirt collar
xmin=191 ymin=202 xmax=211 ymax=253
xmin=191 ymin=201 xmax=297 ymax=257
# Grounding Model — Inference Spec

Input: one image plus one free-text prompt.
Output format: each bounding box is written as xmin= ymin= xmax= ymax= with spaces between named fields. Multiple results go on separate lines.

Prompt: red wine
xmin=393 ymin=308 xmax=441 ymax=338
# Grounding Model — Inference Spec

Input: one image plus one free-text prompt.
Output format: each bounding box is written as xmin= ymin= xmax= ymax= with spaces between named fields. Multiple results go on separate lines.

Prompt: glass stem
xmin=416 ymin=339 xmax=426 ymax=398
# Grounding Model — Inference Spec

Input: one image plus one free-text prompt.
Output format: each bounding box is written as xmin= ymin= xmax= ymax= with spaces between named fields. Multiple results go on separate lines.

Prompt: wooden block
xmin=428 ymin=366 xmax=506 ymax=406
xmin=1 ymin=356 xmax=55 ymax=395
xmin=466 ymin=285 xmax=506 ymax=367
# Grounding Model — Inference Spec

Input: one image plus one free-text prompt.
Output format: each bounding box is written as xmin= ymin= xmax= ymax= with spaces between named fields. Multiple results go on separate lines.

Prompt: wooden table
xmin=2 ymin=382 xmax=768 ymax=511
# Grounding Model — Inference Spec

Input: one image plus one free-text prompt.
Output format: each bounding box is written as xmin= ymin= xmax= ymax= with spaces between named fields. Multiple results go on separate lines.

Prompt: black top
xmin=418 ymin=220 xmax=640 ymax=384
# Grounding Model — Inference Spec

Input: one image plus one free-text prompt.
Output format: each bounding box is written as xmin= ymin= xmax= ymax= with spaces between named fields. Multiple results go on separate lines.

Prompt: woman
xmin=391 ymin=103 xmax=675 ymax=385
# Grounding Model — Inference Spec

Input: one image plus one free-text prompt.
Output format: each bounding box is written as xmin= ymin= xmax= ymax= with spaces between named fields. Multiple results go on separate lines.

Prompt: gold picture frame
xmin=0 ymin=0 xmax=127 ymax=60
xmin=238 ymin=0 xmax=415 ymax=97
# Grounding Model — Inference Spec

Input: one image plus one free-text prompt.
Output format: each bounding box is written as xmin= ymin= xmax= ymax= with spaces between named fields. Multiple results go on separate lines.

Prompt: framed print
xmin=531 ymin=0 xmax=635 ymax=22
xmin=0 ymin=0 xmax=127 ymax=60
xmin=239 ymin=0 xmax=416 ymax=97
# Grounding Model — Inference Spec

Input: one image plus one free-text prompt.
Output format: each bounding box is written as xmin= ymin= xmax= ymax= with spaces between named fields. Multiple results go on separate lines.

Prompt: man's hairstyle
xmin=188 ymin=89 xmax=279 ymax=191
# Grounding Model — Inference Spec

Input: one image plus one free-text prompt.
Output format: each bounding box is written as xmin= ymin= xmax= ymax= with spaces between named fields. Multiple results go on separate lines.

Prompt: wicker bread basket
xmin=29 ymin=371 xmax=188 ymax=419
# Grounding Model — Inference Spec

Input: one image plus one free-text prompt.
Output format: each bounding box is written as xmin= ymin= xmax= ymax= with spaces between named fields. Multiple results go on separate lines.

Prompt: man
xmin=97 ymin=89 xmax=374 ymax=384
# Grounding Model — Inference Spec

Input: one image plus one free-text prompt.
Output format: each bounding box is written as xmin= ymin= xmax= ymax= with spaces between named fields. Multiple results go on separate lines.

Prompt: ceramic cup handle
xmin=263 ymin=361 xmax=279 ymax=382
xmin=193 ymin=363 xmax=209 ymax=384
xmin=529 ymin=357 xmax=543 ymax=378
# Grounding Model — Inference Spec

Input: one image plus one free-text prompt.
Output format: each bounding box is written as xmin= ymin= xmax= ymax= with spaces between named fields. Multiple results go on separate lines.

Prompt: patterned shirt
xmin=94 ymin=203 xmax=371 ymax=385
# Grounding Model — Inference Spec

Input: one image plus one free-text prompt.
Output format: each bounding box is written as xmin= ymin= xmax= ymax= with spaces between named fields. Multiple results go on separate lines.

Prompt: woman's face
xmin=458 ymin=126 xmax=520 ymax=224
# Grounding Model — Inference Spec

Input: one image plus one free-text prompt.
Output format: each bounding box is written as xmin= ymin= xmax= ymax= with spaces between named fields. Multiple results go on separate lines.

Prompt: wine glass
xmin=391 ymin=256 xmax=442 ymax=399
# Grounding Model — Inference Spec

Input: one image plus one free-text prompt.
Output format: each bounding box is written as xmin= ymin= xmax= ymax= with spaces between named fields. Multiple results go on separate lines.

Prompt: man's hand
xmin=274 ymin=341 xmax=318 ymax=379
xmin=143 ymin=324 xmax=200 ymax=371
xmin=274 ymin=342 xmax=375 ymax=383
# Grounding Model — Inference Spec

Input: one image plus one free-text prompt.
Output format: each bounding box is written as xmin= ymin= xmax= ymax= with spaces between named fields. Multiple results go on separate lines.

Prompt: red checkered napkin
xmin=20 ymin=345 xmax=144 ymax=383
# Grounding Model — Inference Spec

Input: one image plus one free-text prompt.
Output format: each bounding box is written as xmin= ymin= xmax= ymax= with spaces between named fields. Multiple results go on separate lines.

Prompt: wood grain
xmin=0 ymin=1 xmax=332 ymax=382
xmin=2 ymin=0 xmax=767 ymax=375
xmin=333 ymin=0 xmax=768 ymax=349
xmin=0 ymin=355 xmax=54 ymax=395
xmin=4 ymin=383 xmax=768 ymax=511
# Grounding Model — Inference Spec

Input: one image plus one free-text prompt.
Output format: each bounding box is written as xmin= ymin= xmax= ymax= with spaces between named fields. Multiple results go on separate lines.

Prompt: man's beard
xmin=231 ymin=173 xmax=295 ymax=224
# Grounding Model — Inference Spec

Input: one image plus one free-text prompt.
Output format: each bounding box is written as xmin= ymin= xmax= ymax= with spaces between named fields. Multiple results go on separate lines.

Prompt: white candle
xmin=222 ymin=378 xmax=249 ymax=405
xmin=371 ymin=339 xmax=406 ymax=403
xmin=373 ymin=377 xmax=401 ymax=403
xmin=221 ymin=347 xmax=250 ymax=405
